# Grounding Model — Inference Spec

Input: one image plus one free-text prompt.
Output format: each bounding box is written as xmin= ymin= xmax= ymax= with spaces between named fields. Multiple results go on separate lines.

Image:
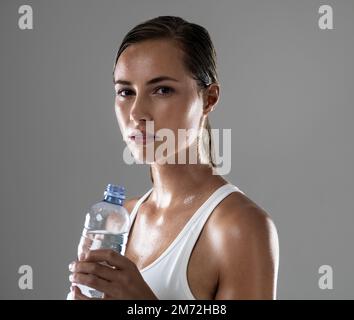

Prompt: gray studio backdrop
xmin=1 ymin=0 xmax=353 ymax=299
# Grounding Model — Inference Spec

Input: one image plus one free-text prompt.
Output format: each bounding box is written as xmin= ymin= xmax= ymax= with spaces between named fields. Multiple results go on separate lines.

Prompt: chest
xmin=124 ymin=207 xmax=219 ymax=299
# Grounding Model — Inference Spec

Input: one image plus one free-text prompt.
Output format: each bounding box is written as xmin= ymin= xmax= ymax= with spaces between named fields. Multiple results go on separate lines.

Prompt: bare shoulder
xmin=207 ymin=190 xmax=279 ymax=299
xmin=210 ymin=190 xmax=278 ymax=241
xmin=123 ymin=197 xmax=141 ymax=215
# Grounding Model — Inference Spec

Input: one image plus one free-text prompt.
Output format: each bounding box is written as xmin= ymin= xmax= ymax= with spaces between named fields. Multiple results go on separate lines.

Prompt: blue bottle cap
xmin=103 ymin=184 xmax=125 ymax=205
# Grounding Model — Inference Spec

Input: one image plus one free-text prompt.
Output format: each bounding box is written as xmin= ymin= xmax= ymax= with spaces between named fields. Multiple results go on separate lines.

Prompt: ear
xmin=202 ymin=83 xmax=220 ymax=116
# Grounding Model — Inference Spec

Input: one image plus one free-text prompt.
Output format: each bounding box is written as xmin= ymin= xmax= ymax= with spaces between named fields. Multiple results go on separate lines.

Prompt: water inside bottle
xmin=76 ymin=230 xmax=128 ymax=298
xmin=86 ymin=230 xmax=128 ymax=254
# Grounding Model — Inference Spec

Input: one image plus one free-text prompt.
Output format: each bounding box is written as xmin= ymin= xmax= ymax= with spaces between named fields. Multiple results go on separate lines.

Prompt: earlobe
xmin=203 ymin=103 xmax=214 ymax=115
xmin=203 ymin=100 xmax=215 ymax=115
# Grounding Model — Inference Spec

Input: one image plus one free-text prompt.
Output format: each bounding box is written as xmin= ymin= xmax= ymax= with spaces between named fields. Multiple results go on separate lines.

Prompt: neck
xmin=149 ymin=163 xmax=225 ymax=209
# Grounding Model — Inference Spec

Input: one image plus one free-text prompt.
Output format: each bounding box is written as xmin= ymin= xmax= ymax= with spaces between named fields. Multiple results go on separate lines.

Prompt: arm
xmin=213 ymin=205 xmax=279 ymax=300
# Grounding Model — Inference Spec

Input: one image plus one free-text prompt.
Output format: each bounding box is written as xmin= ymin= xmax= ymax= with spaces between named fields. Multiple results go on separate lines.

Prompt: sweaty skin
xmin=69 ymin=39 xmax=279 ymax=300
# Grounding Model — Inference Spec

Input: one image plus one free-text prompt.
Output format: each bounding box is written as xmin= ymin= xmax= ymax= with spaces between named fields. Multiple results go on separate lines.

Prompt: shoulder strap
xmin=128 ymin=187 xmax=153 ymax=232
xmin=182 ymin=184 xmax=244 ymax=259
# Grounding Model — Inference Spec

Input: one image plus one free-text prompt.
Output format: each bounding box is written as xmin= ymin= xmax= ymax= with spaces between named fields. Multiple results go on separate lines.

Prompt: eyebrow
xmin=113 ymin=76 xmax=179 ymax=86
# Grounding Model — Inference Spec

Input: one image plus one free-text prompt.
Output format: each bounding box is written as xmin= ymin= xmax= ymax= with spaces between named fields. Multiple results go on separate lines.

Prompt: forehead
xmin=114 ymin=39 xmax=189 ymax=82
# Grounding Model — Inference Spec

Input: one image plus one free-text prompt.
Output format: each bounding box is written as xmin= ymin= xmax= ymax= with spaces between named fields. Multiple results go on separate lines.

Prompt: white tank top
xmin=127 ymin=183 xmax=245 ymax=300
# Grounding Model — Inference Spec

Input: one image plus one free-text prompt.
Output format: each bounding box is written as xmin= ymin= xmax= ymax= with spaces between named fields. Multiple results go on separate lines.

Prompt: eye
xmin=154 ymin=86 xmax=174 ymax=96
xmin=116 ymin=88 xmax=134 ymax=97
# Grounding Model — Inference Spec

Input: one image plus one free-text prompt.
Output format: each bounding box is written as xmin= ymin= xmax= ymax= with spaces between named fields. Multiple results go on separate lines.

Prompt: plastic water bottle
xmin=76 ymin=184 xmax=130 ymax=298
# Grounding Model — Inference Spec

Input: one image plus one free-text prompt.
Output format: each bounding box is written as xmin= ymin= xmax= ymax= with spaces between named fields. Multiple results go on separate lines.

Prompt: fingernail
xmin=68 ymin=262 xmax=74 ymax=271
xmin=69 ymin=274 xmax=74 ymax=282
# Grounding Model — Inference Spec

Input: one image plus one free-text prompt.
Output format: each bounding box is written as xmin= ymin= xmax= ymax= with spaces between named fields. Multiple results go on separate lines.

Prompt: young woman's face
xmin=114 ymin=39 xmax=205 ymax=164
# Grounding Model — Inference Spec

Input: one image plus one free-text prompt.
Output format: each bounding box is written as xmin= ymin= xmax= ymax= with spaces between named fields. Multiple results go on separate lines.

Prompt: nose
xmin=130 ymin=95 xmax=152 ymax=124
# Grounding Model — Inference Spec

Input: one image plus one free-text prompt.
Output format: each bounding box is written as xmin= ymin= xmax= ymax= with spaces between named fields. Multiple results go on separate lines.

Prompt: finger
xmin=84 ymin=249 xmax=132 ymax=270
xmin=69 ymin=261 xmax=117 ymax=281
xmin=70 ymin=272 xmax=110 ymax=294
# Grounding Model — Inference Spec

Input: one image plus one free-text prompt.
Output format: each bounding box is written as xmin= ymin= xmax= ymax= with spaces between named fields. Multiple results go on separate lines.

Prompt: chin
xmin=125 ymin=141 xmax=193 ymax=165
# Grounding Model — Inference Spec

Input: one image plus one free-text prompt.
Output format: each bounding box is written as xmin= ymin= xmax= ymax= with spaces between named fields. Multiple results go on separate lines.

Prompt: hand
xmin=68 ymin=249 xmax=158 ymax=300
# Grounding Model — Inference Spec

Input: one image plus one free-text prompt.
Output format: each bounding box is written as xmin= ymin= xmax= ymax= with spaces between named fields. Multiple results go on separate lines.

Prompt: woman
xmin=68 ymin=16 xmax=279 ymax=300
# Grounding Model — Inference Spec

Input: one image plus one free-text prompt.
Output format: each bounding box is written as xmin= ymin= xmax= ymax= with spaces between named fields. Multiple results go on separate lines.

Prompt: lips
xmin=128 ymin=132 xmax=156 ymax=145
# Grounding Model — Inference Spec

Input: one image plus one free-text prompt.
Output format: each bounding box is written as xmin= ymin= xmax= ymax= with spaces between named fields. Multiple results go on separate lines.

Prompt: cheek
xmin=173 ymin=99 xmax=202 ymax=131
xmin=161 ymin=100 xmax=202 ymax=151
